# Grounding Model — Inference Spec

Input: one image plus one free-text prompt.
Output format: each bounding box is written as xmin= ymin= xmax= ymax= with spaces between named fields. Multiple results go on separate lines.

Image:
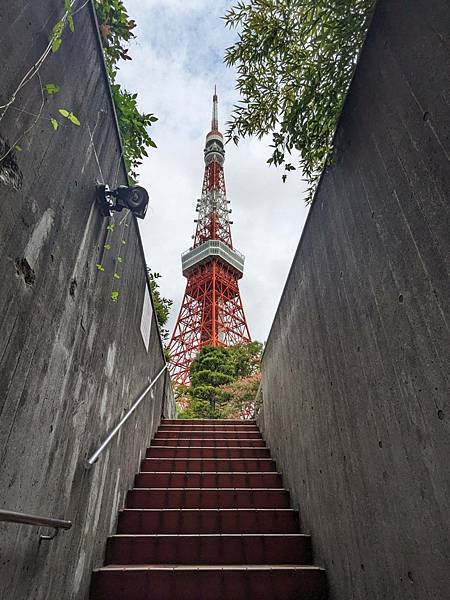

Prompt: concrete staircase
xmin=90 ymin=419 xmax=327 ymax=599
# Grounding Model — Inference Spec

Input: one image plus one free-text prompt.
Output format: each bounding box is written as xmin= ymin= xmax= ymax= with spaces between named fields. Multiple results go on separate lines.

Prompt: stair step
xmin=105 ymin=533 xmax=312 ymax=565
xmin=154 ymin=431 xmax=263 ymax=439
xmin=146 ymin=446 xmax=270 ymax=459
xmin=126 ymin=488 xmax=290 ymax=509
xmin=90 ymin=565 xmax=327 ymax=600
xmin=162 ymin=419 xmax=256 ymax=425
xmin=140 ymin=458 xmax=276 ymax=473
xmin=117 ymin=509 xmax=300 ymax=534
xmin=159 ymin=424 xmax=259 ymax=431
xmin=135 ymin=472 xmax=282 ymax=489
xmin=151 ymin=438 xmax=266 ymax=447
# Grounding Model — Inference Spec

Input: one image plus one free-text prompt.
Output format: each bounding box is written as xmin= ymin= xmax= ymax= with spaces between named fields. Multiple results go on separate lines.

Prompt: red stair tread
xmin=117 ymin=508 xmax=300 ymax=534
xmin=158 ymin=424 xmax=259 ymax=431
xmin=151 ymin=438 xmax=266 ymax=447
xmin=140 ymin=458 xmax=276 ymax=472
xmin=105 ymin=533 xmax=312 ymax=565
xmin=126 ymin=488 xmax=290 ymax=509
xmin=154 ymin=430 xmax=263 ymax=439
xmin=91 ymin=565 xmax=327 ymax=600
xmin=135 ymin=471 xmax=282 ymax=488
xmin=162 ymin=419 xmax=256 ymax=425
xmin=146 ymin=446 xmax=270 ymax=458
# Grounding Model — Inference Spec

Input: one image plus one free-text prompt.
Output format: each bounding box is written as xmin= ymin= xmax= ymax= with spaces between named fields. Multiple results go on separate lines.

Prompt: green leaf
xmin=117 ymin=257 xmax=123 ymax=263
xmin=68 ymin=112 xmax=80 ymax=126
xmin=113 ymin=273 xmax=121 ymax=280
xmin=96 ymin=263 xmax=105 ymax=272
xmin=58 ymin=109 xmax=80 ymax=126
xmin=52 ymin=37 xmax=62 ymax=53
xmin=50 ymin=118 xmax=59 ymax=131
xmin=106 ymin=224 xmax=115 ymax=232
xmin=121 ymin=239 xmax=126 ymax=245
xmin=45 ymin=83 xmax=60 ymax=95
xmin=104 ymin=243 xmax=111 ymax=250
xmin=222 ymin=0 xmax=374 ymax=202
xmin=111 ymin=291 xmax=119 ymax=303
xmin=14 ymin=145 xmax=22 ymax=152
xmin=68 ymin=15 xmax=75 ymax=33
xmin=64 ymin=0 xmax=72 ymax=11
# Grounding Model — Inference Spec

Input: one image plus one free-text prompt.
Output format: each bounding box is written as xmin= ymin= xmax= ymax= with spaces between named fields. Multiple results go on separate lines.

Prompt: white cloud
xmin=118 ymin=0 xmax=309 ymax=343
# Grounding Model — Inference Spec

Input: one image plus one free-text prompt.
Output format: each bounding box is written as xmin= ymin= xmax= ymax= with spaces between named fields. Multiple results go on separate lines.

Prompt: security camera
xmin=96 ymin=184 xmax=149 ymax=219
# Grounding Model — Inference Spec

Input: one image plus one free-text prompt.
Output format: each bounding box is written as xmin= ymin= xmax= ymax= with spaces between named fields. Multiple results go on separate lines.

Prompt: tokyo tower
xmin=168 ymin=89 xmax=251 ymax=385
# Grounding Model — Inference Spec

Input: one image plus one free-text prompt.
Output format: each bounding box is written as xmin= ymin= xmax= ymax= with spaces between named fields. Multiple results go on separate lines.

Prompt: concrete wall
xmin=0 ymin=2 xmax=174 ymax=599
xmin=259 ymin=1 xmax=449 ymax=599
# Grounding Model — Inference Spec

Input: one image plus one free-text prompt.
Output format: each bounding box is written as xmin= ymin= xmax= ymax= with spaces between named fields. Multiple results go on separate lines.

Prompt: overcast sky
xmin=118 ymin=0 xmax=310 ymax=343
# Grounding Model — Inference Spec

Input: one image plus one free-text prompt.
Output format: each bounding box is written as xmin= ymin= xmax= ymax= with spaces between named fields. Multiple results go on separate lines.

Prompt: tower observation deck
xmin=168 ymin=89 xmax=251 ymax=385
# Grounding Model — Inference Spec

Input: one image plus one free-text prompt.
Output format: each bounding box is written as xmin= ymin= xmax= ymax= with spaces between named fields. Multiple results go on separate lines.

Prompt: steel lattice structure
xmin=168 ymin=90 xmax=251 ymax=385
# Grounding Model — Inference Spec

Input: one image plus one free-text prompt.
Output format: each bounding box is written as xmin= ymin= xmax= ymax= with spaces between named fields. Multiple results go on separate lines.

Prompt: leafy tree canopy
xmin=178 ymin=342 xmax=263 ymax=419
xmin=221 ymin=373 xmax=262 ymax=420
xmin=223 ymin=0 xmax=374 ymax=201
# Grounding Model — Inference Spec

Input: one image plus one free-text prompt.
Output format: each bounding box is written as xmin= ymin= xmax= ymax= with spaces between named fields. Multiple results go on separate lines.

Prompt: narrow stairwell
xmin=90 ymin=419 xmax=327 ymax=599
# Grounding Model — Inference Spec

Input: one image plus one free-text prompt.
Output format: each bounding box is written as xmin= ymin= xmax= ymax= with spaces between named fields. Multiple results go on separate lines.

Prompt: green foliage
xmin=111 ymin=85 xmax=157 ymax=180
xmin=147 ymin=269 xmax=173 ymax=342
xmin=227 ymin=341 xmax=263 ymax=377
xmin=178 ymin=343 xmax=263 ymax=419
xmin=58 ymin=108 xmax=80 ymax=125
xmin=94 ymin=0 xmax=157 ymax=181
xmin=94 ymin=0 xmax=137 ymax=73
xmin=45 ymin=83 xmax=60 ymax=95
xmin=221 ymin=373 xmax=261 ymax=419
xmin=51 ymin=0 xmax=75 ymax=52
xmin=224 ymin=0 xmax=374 ymax=201
xmin=181 ymin=396 xmax=218 ymax=420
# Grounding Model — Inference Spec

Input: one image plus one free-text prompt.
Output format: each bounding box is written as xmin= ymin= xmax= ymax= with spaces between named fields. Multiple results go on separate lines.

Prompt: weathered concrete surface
xmin=0 ymin=2 xmax=174 ymax=599
xmin=258 ymin=1 xmax=450 ymax=599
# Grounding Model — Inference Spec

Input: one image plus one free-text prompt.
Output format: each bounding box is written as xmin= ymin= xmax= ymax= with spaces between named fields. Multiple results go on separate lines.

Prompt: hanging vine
xmin=93 ymin=0 xmax=157 ymax=182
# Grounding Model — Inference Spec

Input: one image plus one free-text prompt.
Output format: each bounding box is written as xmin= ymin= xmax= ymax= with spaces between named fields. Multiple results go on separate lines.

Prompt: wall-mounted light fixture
xmin=96 ymin=184 xmax=149 ymax=219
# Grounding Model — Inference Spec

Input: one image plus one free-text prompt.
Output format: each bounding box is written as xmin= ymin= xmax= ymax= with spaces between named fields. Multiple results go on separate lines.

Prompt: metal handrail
xmin=0 ymin=509 xmax=72 ymax=531
xmin=86 ymin=364 xmax=167 ymax=468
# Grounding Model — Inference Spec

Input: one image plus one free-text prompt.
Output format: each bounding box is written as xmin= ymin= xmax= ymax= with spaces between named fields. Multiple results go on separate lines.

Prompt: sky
xmin=118 ymin=0 xmax=310 ymax=344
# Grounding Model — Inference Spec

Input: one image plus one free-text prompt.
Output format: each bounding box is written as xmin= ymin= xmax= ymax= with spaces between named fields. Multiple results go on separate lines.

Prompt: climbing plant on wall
xmin=94 ymin=0 xmax=157 ymax=182
xmin=146 ymin=268 xmax=173 ymax=342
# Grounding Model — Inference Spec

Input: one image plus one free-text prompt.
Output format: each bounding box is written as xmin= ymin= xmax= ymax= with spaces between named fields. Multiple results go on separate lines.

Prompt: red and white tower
xmin=168 ymin=89 xmax=251 ymax=385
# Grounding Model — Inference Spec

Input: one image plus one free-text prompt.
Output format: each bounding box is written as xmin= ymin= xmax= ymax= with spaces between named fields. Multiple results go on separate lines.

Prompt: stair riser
xmin=162 ymin=420 xmax=256 ymax=425
xmin=151 ymin=438 xmax=266 ymax=447
xmin=135 ymin=472 xmax=282 ymax=489
xmin=117 ymin=510 xmax=299 ymax=534
xmin=154 ymin=431 xmax=263 ymax=439
xmin=140 ymin=459 xmax=276 ymax=472
xmin=158 ymin=425 xmax=259 ymax=432
xmin=126 ymin=489 xmax=290 ymax=509
xmin=90 ymin=569 xmax=327 ymax=600
xmin=146 ymin=447 xmax=270 ymax=459
xmin=105 ymin=535 xmax=312 ymax=565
